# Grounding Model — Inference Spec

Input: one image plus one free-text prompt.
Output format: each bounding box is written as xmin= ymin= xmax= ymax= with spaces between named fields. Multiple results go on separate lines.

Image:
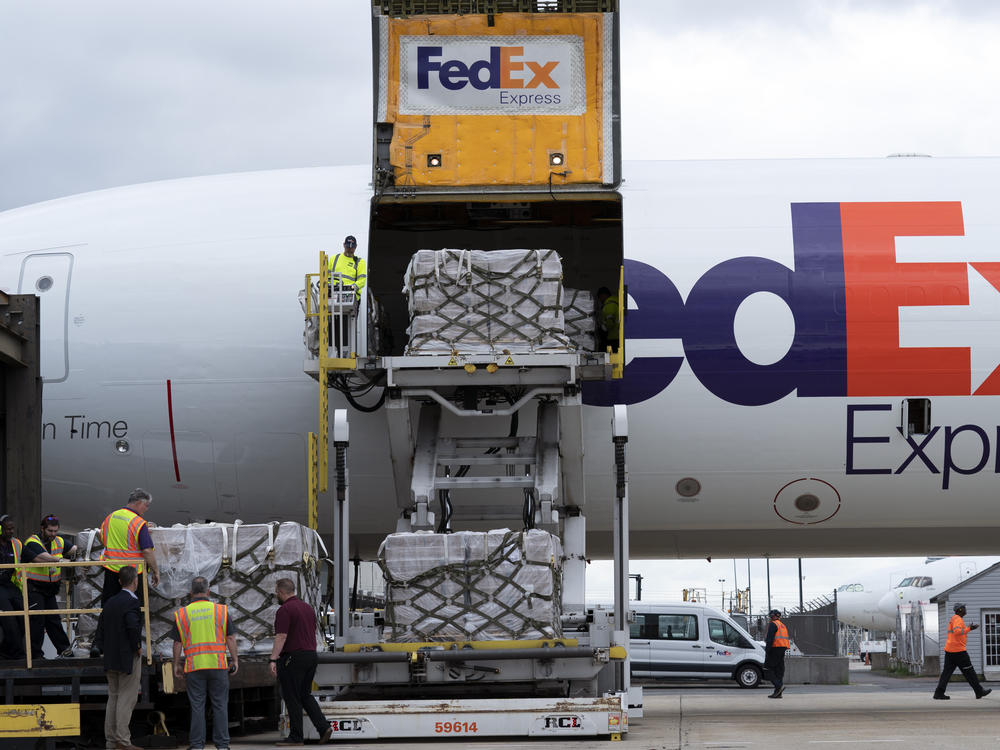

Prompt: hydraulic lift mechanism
xmin=296 ymin=0 xmax=635 ymax=741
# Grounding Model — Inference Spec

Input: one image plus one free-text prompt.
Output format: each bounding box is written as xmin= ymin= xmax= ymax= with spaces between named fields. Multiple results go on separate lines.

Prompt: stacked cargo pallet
xmin=379 ymin=529 xmax=563 ymax=642
xmin=72 ymin=521 xmax=326 ymax=658
xmin=403 ymin=249 xmax=573 ymax=354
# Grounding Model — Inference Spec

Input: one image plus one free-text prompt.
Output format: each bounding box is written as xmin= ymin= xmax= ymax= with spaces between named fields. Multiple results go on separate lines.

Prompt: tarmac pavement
xmin=223 ymin=667 xmax=999 ymax=750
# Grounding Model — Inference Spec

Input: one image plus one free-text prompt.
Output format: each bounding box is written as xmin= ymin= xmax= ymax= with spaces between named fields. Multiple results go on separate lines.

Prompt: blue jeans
xmin=185 ymin=669 xmax=229 ymax=749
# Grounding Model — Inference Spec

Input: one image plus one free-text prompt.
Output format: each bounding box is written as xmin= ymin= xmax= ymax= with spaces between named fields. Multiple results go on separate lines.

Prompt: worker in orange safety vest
xmin=765 ymin=609 xmax=789 ymax=699
xmin=933 ymin=603 xmax=992 ymax=700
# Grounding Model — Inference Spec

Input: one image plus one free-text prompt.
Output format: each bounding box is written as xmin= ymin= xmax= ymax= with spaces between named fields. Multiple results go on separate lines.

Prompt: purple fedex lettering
xmin=417 ymin=47 xmax=444 ymax=89
xmin=419 ymin=46 xmax=500 ymax=90
xmin=585 ymin=203 xmax=847 ymax=407
xmin=582 ymin=261 xmax=684 ymax=407
xmin=684 ymin=203 xmax=847 ymax=406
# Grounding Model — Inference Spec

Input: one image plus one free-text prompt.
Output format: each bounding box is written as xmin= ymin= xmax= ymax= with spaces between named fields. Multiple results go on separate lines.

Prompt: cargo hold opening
xmin=367 ymin=193 xmax=624 ymax=356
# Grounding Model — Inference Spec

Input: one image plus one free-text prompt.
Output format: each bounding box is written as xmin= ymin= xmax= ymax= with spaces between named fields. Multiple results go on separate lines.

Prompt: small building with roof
xmin=930 ymin=561 xmax=1000 ymax=681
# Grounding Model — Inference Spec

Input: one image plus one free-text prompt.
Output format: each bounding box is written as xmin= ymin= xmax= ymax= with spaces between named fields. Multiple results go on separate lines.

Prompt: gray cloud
xmin=0 ymin=0 xmax=372 ymax=210
xmin=2 ymin=1 xmax=1000 ymax=210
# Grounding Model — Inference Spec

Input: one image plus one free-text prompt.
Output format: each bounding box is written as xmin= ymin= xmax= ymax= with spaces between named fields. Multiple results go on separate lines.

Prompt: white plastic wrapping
xmin=72 ymin=521 xmax=326 ymax=658
xmin=403 ymin=249 xmax=569 ymax=354
xmin=379 ymin=529 xmax=563 ymax=642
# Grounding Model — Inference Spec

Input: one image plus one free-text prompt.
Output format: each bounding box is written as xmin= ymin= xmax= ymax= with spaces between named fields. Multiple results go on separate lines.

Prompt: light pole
xmin=718 ymin=578 xmax=726 ymax=610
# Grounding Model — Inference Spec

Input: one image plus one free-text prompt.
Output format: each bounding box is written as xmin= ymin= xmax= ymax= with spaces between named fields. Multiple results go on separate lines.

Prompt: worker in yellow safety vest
xmin=596 ymin=286 xmax=620 ymax=351
xmin=98 ymin=488 xmax=160 ymax=604
xmin=0 ymin=513 xmax=26 ymax=659
xmin=172 ymin=577 xmax=239 ymax=750
xmin=933 ymin=603 xmax=992 ymax=700
xmin=22 ymin=514 xmax=77 ymax=658
xmin=765 ymin=609 xmax=789 ymax=699
xmin=329 ymin=235 xmax=366 ymax=299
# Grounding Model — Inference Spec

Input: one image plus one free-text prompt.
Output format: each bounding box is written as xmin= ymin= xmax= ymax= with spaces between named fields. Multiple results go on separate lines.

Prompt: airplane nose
xmin=877 ymin=589 xmax=906 ymax=619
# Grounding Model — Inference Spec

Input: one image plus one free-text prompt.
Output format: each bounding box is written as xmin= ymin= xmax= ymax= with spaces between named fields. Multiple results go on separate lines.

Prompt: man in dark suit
xmin=97 ymin=565 xmax=143 ymax=750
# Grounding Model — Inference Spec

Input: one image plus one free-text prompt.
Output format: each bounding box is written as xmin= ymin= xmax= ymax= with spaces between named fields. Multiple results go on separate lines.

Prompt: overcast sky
xmin=2 ymin=1 xmax=996 ymax=604
xmin=3 ymin=1 xmax=1000 ymax=211
xmin=587 ymin=556 xmax=927 ymax=613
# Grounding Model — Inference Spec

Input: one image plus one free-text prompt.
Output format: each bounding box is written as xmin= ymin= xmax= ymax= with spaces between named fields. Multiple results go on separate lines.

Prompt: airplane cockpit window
xmin=896 ymin=577 xmax=916 ymax=588
xmin=916 ymin=576 xmax=932 ymax=587
xmin=837 ymin=583 xmax=863 ymax=592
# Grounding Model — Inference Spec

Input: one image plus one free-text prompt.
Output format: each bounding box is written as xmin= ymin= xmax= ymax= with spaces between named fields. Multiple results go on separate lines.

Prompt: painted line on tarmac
xmin=808 ymin=741 xmax=903 ymax=744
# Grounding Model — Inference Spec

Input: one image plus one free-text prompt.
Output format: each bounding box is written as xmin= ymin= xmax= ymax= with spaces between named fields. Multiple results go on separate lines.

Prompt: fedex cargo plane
xmin=2 ymin=156 xmax=1000 ymax=557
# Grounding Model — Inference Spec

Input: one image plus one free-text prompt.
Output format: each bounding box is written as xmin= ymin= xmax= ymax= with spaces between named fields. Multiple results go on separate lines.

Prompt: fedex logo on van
xmin=399 ymin=36 xmax=585 ymax=116
xmin=585 ymin=202 xmax=1000 ymax=407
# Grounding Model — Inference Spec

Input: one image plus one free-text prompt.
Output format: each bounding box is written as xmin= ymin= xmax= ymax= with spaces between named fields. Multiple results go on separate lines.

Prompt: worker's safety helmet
xmin=344 ymin=235 xmax=357 ymax=248
xmin=954 ymin=602 xmax=967 ymax=613
xmin=768 ymin=609 xmax=781 ymax=619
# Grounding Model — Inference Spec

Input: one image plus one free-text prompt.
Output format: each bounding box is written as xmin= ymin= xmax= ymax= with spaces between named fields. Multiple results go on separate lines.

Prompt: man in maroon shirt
xmin=269 ymin=579 xmax=332 ymax=746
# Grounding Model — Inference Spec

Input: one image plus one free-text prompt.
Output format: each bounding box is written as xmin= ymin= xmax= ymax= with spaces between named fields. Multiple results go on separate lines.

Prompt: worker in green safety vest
xmin=596 ymin=285 xmax=620 ymax=352
xmin=329 ymin=234 xmax=366 ymax=299
xmin=0 ymin=513 xmax=26 ymax=660
xmin=172 ymin=576 xmax=238 ymax=750
xmin=22 ymin=514 xmax=77 ymax=658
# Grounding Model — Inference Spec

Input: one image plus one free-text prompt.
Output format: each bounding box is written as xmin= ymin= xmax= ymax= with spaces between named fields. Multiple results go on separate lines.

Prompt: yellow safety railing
xmin=0 ymin=560 xmax=153 ymax=670
xmin=305 ymin=250 xmax=362 ymax=529
xmin=609 ymin=264 xmax=625 ymax=379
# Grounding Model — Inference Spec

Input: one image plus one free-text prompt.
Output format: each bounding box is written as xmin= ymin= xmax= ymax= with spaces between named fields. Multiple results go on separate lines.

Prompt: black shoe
xmin=319 ymin=726 xmax=333 ymax=743
xmin=775 ymin=685 xmax=785 ymax=697
xmin=90 ymin=646 xmax=102 ymax=658
xmin=933 ymin=693 xmax=950 ymax=700
xmin=977 ymin=688 xmax=992 ymax=699
xmin=767 ymin=692 xmax=782 ymax=699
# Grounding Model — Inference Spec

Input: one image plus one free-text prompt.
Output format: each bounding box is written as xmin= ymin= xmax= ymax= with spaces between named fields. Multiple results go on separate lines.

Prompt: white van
xmin=628 ymin=602 xmax=766 ymax=688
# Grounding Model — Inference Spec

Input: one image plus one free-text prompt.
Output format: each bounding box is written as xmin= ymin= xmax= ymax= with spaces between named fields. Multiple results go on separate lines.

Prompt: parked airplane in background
xmin=3 ymin=157 xmax=1000 ymax=557
xmin=836 ymin=556 xmax=1000 ymax=634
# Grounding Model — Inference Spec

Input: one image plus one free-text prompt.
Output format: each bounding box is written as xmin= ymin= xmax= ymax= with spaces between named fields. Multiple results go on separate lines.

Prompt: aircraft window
xmin=837 ymin=583 xmax=863 ymax=592
xmin=897 ymin=577 xmax=915 ymax=588
xmin=917 ymin=577 xmax=932 ymax=587
xmin=654 ymin=614 xmax=698 ymax=641
xmin=708 ymin=618 xmax=752 ymax=649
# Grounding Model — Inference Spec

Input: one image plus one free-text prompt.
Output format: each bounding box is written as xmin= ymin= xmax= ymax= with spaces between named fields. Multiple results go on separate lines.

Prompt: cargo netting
xmin=403 ymin=249 xmax=572 ymax=355
xmin=379 ymin=529 xmax=563 ymax=642
xmin=563 ymin=288 xmax=596 ymax=352
xmin=70 ymin=521 xmax=326 ymax=658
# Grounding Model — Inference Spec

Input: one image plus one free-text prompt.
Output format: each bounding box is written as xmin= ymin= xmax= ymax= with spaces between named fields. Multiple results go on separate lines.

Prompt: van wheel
xmin=736 ymin=664 xmax=762 ymax=688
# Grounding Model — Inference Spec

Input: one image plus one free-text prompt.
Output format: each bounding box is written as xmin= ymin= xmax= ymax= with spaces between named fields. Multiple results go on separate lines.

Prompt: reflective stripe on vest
xmin=7 ymin=538 xmax=24 ymax=591
xmin=175 ymin=600 xmax=228 ymax=672
xmin=773 ymin=620 xmax=790 ymax=648
xmin=945 ymin=614 xmax=970 ymax=652
xmin=24 ymin=534 xmax=64 ymax=584
xmin=99 ymin=508 xmax=147 ymax=573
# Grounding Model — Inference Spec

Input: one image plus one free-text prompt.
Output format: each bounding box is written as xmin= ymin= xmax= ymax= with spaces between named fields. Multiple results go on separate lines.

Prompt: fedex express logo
xmin=399 ymin=36 xmax=585 ymax=116
xmin=585 ymin=202 xmax=999 ymax=408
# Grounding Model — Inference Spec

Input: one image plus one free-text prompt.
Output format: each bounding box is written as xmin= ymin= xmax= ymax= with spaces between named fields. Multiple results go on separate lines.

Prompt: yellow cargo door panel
xmin=374 ymin=11 xmax=619 ymax=191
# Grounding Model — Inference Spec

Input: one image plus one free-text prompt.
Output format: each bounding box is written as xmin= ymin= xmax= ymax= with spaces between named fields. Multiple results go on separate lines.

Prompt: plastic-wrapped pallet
xmin=71 ymin=521 xmax=326 ymax=658
xmin=403 ymin=249 xmax=569 ymax=354
xmin=563 ymin=288 xmax=596 ymax=352
xmin=378 ymin=529 xmax=563 ymax=642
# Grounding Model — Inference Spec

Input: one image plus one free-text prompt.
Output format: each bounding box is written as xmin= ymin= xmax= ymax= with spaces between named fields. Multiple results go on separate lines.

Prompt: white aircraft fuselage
xmin=3 ymin=158 xmax=1000 ymax=558
xmin=836 ymin=556 xmax=999 ymax=633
